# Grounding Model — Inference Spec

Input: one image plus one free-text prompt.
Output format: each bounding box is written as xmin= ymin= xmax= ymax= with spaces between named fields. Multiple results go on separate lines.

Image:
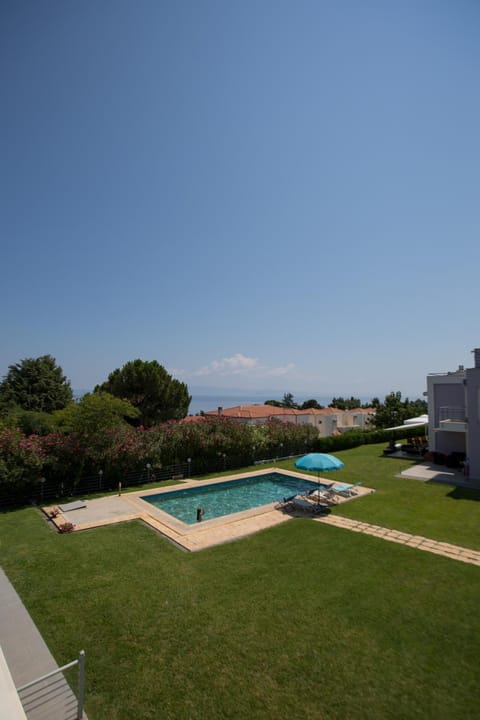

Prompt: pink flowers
xmin=1 ymin=414 xmax=319 ymax=491
xmin=0 ymin=427 xmax=46 ymax=466
xmin=58 ymin=521 xmax=75 ymax=533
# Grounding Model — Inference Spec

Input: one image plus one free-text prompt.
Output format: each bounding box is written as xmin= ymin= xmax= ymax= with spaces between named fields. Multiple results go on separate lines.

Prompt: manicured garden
xmin=1 ymin=443 xmax=479 ymax=719
xmin=278 ymin=443 xmax=480 ymax=551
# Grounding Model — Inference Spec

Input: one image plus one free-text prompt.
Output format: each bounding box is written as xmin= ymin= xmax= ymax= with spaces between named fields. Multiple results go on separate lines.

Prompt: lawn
xmin=1 ymin=443 xmax=479 ymax=719
xmin=278 ymin=443 xmax=480 ymax=550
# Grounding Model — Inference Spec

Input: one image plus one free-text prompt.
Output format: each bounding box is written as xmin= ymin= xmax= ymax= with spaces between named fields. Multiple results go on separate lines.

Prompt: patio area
xmin=42 ymin=468 xmax=374 ymax=552
xmin=399 ymin=461 xmax=480 ymax=488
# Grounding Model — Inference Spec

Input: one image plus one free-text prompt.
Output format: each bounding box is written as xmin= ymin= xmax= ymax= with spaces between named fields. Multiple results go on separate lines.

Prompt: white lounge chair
xmin=308 ymin=487 xmax=338 ymax=504
xmin=331 ymin=482 xmax=362 ymax=498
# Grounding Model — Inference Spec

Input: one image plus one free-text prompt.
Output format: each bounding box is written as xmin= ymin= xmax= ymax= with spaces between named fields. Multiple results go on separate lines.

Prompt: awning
xmin=404 ymin=414 xmax=428 ymax=425
xmin=385 ymin=421 xmax=428 ymax=431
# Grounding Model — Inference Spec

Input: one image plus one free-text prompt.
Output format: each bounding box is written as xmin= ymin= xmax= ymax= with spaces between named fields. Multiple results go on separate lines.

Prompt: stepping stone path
xmin=318 ymin=515 xmax=480 ymax=566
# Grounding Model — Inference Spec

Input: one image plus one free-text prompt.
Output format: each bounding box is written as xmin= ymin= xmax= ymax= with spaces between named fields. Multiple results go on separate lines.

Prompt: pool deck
xmin=398 ymin=461 xmax=480 ymax=488
xmin=43 ymin=467 xmax=374 ymax=552
xmin=40 ymin=468 xmax=480 ymax=566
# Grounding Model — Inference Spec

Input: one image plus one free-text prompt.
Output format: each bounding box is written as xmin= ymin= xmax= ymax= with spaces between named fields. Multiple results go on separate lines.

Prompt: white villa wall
xmin=333 ymin=409 xmax=375 ymax=434
xmin=295 ymin=413 xmax=325 ymax=433
xmin=427 ymin=373 xmax=465 ymax=453
xmin=465 ymin=366 xmax=480 ymax=481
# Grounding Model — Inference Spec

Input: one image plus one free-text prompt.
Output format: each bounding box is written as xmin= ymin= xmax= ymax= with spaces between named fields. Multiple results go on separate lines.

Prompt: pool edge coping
xmin=44 ymin=467 xmax=371 ymax=551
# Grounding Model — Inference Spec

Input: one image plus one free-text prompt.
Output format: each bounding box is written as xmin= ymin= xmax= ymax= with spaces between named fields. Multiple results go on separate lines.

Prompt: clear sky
xmin=1 ymin=1 xmax=479 ymax=400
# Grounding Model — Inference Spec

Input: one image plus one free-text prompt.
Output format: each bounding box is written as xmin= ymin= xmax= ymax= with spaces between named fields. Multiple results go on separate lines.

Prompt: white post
xmin=77 ymin=650 xmax=85 ymax=719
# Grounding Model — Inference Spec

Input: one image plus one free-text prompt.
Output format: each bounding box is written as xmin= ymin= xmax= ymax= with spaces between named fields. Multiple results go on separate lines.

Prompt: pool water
xmin=142 ymin=472 xmax=326 ymax=524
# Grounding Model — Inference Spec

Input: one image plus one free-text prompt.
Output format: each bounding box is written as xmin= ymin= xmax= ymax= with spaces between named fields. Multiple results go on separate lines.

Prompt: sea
xmin=73 ymin=390 xmax=374 ymax=416
xmin=187 ymin=394 xmax=374 ymax=416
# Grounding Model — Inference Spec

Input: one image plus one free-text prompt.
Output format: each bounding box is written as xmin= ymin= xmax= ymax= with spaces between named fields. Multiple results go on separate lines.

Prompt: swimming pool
xmin=141 ymin=472 xmax=326 ymax=524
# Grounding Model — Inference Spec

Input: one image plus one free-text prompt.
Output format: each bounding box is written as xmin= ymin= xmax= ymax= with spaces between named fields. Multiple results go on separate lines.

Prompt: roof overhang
xmin=385 ymin=421 xmax=428 ymax=431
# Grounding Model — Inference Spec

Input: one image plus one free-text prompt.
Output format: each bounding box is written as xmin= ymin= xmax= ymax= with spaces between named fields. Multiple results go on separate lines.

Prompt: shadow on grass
xmin=446 ymin=486 xmax=480 ymax=502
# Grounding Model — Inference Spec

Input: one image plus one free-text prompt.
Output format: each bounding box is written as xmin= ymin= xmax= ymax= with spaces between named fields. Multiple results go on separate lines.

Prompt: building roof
xmin=205 ymin=405 xmax=297 ymax=419
xmin=204 ymin=404 xmax=376 ymax=419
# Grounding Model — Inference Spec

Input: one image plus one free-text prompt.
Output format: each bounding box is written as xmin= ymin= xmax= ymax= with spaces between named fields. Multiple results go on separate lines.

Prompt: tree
xmin=265 ymin=394 xmax=299 ymax=409
xmin=370 ymin=391 xmax=428 ymax=429
xmin=95 ymin=359 xmax=191 ymax=427
xmin=15 ymin=410 xmax=57 ymax=436
xmin=53 ymin=392 xmax=141 ymax=474
xmin=55 ymin=392 xmax=139 ymax=437
xmin=329 ymin=396 xmax=361 ymax=410
xmin=282 ymin=393 xmax=298 ymax=408
xmin=300 ymin=399 xmax=324 ymax=410
xmin=0 ymin=355 xmax=72 ymax=413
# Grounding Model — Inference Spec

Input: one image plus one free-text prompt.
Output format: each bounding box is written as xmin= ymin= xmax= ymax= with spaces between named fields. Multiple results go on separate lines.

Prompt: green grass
xmin=1 ymin=443 xmax=480 ymax=719
xmin=277 ymin=444 xmax=480 ymax=550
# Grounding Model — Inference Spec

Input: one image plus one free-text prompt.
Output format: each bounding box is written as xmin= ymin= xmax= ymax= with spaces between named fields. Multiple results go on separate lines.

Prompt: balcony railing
xmin=439 ymin=406 xmax=466 ymax=422
xmin=438 ymin=406 xmax=467 ymax=433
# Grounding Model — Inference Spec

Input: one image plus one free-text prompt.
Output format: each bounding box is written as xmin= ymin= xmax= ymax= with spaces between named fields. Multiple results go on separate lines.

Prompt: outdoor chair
xmin=275 ymin=494 xmax=297 ymax=511
xmin=290 ymin=497 xmax=330 ymax=515
xmin=290 ymin=497 xmax=314 ymax=512
xmin=347 ymin=481 xmax=363 ymax=496
xmin=331 ymin=482 xmax=362 ymax=498
xmin=307 ymin=487 xmax=338 ymax=504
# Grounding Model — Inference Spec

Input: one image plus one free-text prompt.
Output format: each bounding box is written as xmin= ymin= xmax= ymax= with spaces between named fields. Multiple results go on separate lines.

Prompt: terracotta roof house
xmin=204 ymin=405 xmax=298 ymax=425
xmin=204 ymin=404 xmax=375 ymax=436
xmin=335 ymin=407 xmax=376 ymax=433
xmin=178 ymin=415 xmax=207 ymax=424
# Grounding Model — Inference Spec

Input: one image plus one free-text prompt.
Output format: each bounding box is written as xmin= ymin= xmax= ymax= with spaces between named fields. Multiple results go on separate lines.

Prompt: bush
xmin=313 ymin=425 xmax=425 ymax=454
xmin=58 ymin=521 xmax=75 ymax=533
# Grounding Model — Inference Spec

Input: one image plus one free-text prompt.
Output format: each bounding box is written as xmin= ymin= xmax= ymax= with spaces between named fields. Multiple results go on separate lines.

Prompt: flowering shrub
xmin=1 ymin=411 xmax=321 ymax=504
xmin=40 ymin=432 xmax=84 ymax=480
xmin=58 ymin=521 xmax=75 ymax=533
xmin=0 ymin=427 xmax=46 ymax=486
xmin=149 ymin=416 xmax=319 ymax=472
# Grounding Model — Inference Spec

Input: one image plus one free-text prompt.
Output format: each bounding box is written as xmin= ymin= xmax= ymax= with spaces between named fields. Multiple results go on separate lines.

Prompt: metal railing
xmin=1 ymin=444 xmax=319 ymax=509
xmin=16 ymin=650 xmax=85 ymax=720
xmin=439 ymin=406 xmax=466 ymax=422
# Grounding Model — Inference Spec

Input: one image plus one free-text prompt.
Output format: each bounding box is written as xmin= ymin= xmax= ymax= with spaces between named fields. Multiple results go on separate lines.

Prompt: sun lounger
xmin=58 ymin=500 xmax=87 ymax=512
xmin=331 ymin=482 xmax=362 ymax=497
xmin=276 ymin=494 xmax=331 ymax=515
xmin=275 ymin=494 xmax=297 ymax=510
xmin=290 ymin=497 xmax=330 ymax=515
xmin=307 ymin=487 xmax=338 ymax=504
xmin=291 ymin=498 xmax=314 ymax=512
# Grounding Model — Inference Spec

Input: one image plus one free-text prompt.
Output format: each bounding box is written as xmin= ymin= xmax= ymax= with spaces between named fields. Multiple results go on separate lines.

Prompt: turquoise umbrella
xmin=294 ymin=453 xmax=344 ymax=501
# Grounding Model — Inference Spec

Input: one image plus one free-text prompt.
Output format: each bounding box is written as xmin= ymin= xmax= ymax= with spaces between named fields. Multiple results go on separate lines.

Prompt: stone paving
xmin=398 ymin=461 xmax=477 ymax=486
xmin=44 ymin=493 xmax=294 ymax=552
xmin=317 ymin=515 xmax=480 ymax=566
xmin=43 ymin=467 xmax=376 ymax=552
xmin=42 ymin=468 xmax=480 ymax=565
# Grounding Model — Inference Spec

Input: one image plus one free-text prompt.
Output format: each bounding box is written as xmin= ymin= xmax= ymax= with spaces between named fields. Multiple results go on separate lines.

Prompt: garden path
xmin=317 ymin=515 xmax=480 ymax=566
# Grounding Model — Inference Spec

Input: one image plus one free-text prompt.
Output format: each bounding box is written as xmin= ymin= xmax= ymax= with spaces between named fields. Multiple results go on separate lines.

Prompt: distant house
xmin=204 ymin=405 xmax=300 ymax=426
xmin=334 ymin=407 xmax=375 ymax=434
xmin=426 ymin=348 xmax=480 ymax=480
xmin=178 ymin=415 xmax=206 ymax=424
xmin=205 ymin=405 xmax=375 ymax=436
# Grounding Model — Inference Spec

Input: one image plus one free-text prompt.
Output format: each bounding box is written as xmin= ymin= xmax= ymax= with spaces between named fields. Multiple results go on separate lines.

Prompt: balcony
xmin=438 ymin=406 xmax=467 ymax=432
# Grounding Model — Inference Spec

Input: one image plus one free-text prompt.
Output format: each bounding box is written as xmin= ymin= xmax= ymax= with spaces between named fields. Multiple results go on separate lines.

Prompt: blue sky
xmin=1 ymin=1 xmax=479 ymax=400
